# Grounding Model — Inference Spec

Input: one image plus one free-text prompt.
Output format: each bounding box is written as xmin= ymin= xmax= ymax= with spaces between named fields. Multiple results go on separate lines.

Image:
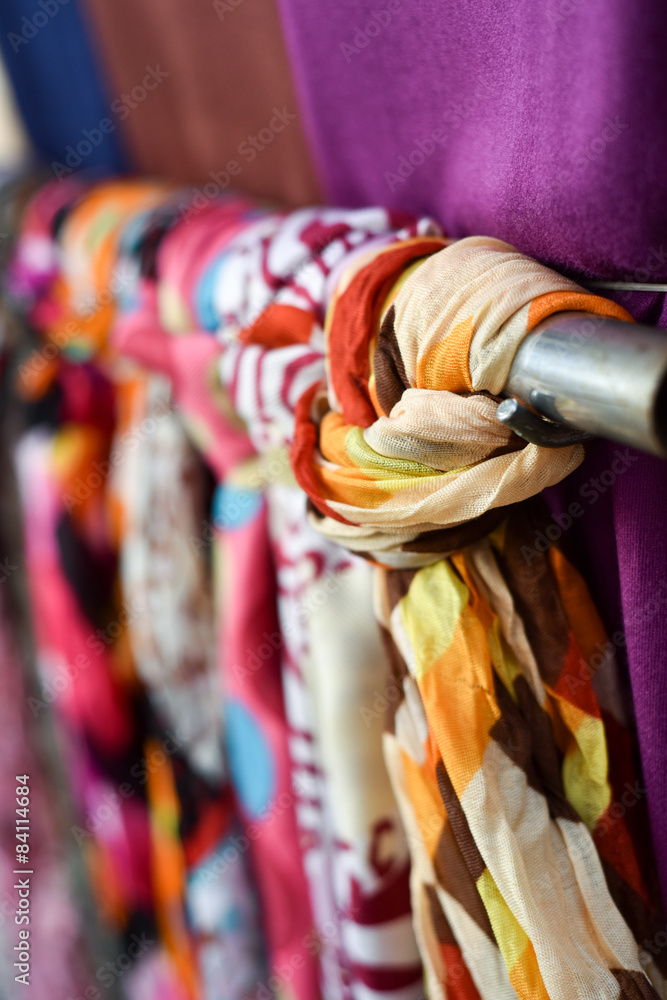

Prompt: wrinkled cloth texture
xmin=291 ymin=238 xmax=629 ymax=564
xmin=198 ymin=204 xmax=435 ymax=1000
xmin=115 ymin=201 xmax=322 ymax=1000
xmin=9 ymin=179 xmax=439 ymax=1000
xmin=292 ymin=237 xmax=665 ymax=999
xmin=4 ymin=176 xmax=665 ymax=1000
xmin=9 ymin=182 xmax=268 ymax=1000
xmin=3 ymin=0 xmax=667 ymax=914
xmin=143 ymin=194 xmax=433 ymax=1000
xmin=268 ymin=0 xmax=667 ymax=912
xmin=0 ymin=0 xmax=666 ymax=987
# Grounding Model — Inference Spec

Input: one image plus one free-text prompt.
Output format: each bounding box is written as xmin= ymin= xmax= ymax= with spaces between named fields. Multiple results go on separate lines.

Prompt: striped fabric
xmin=158 ymin=199 xmax=437 ymax=1000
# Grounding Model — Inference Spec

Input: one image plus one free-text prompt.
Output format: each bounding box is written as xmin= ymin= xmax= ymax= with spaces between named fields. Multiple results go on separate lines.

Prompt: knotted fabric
xmin=293 ymin=237 xmax=631 ymax=567
xmin=8 ymin=176 xmax=665 ymax=1000
xmin=293 ymin=237 xmax=667 ymax=999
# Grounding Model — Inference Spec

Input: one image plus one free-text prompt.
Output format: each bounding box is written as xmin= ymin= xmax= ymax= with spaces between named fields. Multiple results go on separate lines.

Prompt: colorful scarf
xmin=147 ymin=198 xmax=440 ymax=1000
xmin=114 ymin=203 xmax=322 ymax=1000
xmin=208 ymin=206 xmax=440 ymax=1000
xmin=109 ymin=372 xmax=268 ymax=999
xmin=293 ymin=236 xmax=665 ymax=999
xmin=7 ymin=176 xmax=665 ymax=1000
xmin=9 ymin=182 xmax=269 ymax=1000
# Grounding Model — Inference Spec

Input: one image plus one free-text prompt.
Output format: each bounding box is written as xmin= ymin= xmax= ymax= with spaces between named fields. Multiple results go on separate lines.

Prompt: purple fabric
xmin=275 ymin=0 xmax=667 ymax=901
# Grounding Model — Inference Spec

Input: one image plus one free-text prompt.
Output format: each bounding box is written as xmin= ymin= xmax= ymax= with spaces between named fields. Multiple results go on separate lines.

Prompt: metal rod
xmin=503 ymin=311 xmax=667 ymax=457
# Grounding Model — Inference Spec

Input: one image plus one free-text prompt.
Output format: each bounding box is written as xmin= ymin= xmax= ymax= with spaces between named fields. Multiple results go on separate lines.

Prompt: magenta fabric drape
xmin=271 ymin=0 xmax=667 ymax=904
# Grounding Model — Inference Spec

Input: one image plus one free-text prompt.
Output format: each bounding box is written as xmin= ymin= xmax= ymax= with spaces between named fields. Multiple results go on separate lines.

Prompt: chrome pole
xmin=500 ymin=311 xmax=667 ymax=457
